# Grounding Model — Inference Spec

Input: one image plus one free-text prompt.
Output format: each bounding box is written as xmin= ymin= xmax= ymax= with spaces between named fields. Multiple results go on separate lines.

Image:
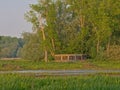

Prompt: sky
xmin=0 ymin=0 xmax=37 ymax=37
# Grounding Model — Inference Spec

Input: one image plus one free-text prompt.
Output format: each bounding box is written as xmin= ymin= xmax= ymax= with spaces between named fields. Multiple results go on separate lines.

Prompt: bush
xmin=105 ymin=45 xmax=120 ymax=60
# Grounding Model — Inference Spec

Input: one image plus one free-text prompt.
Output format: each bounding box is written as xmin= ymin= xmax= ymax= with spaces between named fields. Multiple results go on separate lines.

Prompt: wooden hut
xmin=54 ymin=54 xmax=87 ymax=62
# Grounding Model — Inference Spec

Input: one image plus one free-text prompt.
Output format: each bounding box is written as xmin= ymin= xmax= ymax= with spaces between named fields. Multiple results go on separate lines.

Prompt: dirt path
xmin=0 ymin=70 xmax=120 ymax=76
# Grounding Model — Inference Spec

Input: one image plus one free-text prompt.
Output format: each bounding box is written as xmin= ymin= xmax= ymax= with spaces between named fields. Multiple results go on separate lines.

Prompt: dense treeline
xmin=0 ymin=36 xmax=24 ymax=58
xmin=21 ymin=0 xmax=120 ymax=61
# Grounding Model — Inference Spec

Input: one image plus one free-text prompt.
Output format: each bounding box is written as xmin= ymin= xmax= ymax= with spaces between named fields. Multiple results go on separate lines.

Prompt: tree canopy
xmin=21 ymin=0 xmax=120 ymax=61
xmin=0 ymin=36 xmax=24 ymax=58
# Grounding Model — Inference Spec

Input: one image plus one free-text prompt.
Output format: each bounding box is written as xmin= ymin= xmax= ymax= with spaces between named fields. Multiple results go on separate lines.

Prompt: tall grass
xmin=0 ymin=60 xmax=83 ymax=70
xmin=0 ymin=59 xmax=119 ymax=70
xmin=0 ymin=60 xmax=120 ymax=71
xmin=0 ymin=74 xmax=119 ymax=90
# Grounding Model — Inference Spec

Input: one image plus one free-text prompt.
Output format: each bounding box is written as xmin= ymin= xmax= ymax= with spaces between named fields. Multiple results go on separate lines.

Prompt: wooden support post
xmin=67 ymin=55 xmax=69 ymax=61
xmin=68 ymin=55 xmax=70 ymax=61
xmin=61 ymin=55 xmax=63 ymax=61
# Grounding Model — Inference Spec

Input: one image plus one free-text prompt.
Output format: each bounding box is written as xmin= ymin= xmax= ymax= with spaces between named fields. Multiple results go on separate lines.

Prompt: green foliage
xmin=22 ymin=0 xmax=120 ymax=61
xmin=0 ymin=59 xmax=119 ymax=70
xmin=0 ymin=36 xmax=24 ymax=58
xmin=20 ymin=32 xmax=44 ymax=61
xmin=105 ymin=45 xmax=120 ymax=60
xmin=0 ymin=74 xmax=119 ymax=90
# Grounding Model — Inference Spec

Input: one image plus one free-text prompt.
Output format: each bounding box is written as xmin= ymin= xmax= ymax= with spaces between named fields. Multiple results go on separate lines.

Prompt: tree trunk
xmin=79 ymin=15 xmax=85 ymax=53
xmin=97 ymin=38 xmax=100 ymax=54
xmin=106 ymin=38 xmax=110 ymax=57
xmin=44 ymin=49 xmax=48 ymax=62
xmin=39 ymin=14 xmax=48 ymax=62
xmin=51 ymin=38 xmax=55 ymax=56
xmin=41 ymin=28 xmax=48 ymax=62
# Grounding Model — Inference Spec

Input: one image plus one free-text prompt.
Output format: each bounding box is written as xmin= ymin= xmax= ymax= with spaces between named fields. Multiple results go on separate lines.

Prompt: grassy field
xmin=0 ymin=59 xmax=119 ymax=89
xmin=0 ymin=59 xmax=119 ymax=70
xmin=0 ymin=74 xmax=119 ymax=90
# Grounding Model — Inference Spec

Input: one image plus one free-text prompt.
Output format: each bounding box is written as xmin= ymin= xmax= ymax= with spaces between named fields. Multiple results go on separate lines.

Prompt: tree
xmin=0 ymin=36 xmax=24 ymax=58
xmin=25 ymin=0 xmax=69 ymax=61
xmin=21 ymin=32 xmax=44 ymax=61
xmin=23 ymin=0 xmax=120 ymax=61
